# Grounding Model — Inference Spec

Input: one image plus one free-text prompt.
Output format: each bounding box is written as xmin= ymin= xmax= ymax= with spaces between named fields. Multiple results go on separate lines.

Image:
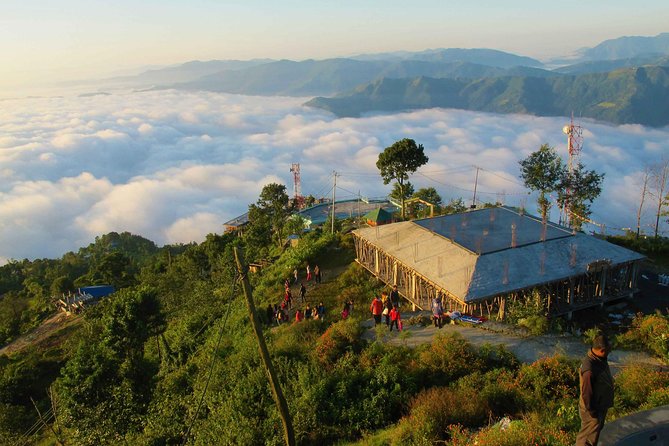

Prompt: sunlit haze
xmin=2 ymin=0 xmax=669 ymax=92
xmin=1 ymin=1 xmax=668 ymax=263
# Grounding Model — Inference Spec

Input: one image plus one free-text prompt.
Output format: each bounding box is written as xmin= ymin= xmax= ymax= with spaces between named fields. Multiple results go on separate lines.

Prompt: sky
xmin=1 ymin=90 xmax=667 ymax=263
xmin=1 ymin=1 xmax=668 ymax=263
xmin=2 ymin=0 xmax=669 ymax=92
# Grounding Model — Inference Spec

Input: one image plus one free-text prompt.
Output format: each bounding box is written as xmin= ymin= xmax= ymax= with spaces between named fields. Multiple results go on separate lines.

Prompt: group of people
xmin=268 ymin=262 xmax=327 ymax=326
xmin=299 ymin=263 xmax=322 ymax=284
xmin=369 ymin=285 xmax=403 ymax=331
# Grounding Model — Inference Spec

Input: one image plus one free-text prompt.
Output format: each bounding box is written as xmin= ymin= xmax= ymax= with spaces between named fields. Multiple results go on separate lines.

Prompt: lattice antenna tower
xmin=563 ymin=113 xmax=583 ymax=174
xmin=562 ymin=114 xmax=584 ymax=226
xmin=289 ymin=163 xmax=306 ymax=209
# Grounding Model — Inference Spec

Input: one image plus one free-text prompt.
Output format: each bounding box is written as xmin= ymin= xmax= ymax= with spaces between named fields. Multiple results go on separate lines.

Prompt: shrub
xmin=518 ymin=315 xmax=549 ymax=336
xmin=583 ymin=327 xmax=601 ymax=346
xmin=617 ymin=314 xmax=669 ymax=361
xmin=515 ymin=355 xmax=579 ymax=409
xmin=465 ymin=414 xmax=574 ymax=446
xmin=417 ymin=333 xmax=482 ymax=385
xmin=407 ymin=386 xmax=489 ymax=443
xmin=642 ymin=386 xmax=669 ymax=410
xmin=504 ymin=288 xmax=547 ymax=327
xmin=455 ymin=369 xmax=526 ymax=418
xmin=314 ymin=318 xmax=364 ymax=367
xmin=271 ymin=317 xmax=328 ymax=360
xmin=614 ymin=364 xmax=669 ymax=411
xmin=478 ymin=343 xmax=521 ymax=371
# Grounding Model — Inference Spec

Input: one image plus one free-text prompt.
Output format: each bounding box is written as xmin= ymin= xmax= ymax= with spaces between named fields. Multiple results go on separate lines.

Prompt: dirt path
xmin=0 ymin=312 xmax=80 ymax=356
xmin=361 ymin=311 xmax=666 ymax=375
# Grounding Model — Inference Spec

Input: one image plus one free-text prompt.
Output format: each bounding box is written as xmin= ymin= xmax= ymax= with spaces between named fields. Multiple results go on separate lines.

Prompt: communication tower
xmin=561 ymin=114 xmax=584 ymax=226
xmin=563 ymin=113 xmax=583 ymax=174
xmin=290 ymin=163 xmax=305 ymax=208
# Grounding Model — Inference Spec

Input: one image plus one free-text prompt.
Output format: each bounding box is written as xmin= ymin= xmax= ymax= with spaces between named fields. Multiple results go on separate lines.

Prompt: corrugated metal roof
xmin=364 ymin=207 xmax=392 ymax=222
xmin=353 ymin=207 xmax=645 ymax=302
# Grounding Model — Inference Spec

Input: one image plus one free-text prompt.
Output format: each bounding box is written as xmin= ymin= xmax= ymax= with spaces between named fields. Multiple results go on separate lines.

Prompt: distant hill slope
xmin=581 ymin=32 xmax=669 ymax=61
xmin=108 ymin=59 xmax=275 ymax=86
xmin=555 ymin=54 xmax=669 ymax=75
xmin=306 ymin=66 xmax=669 ymax=127
xmin=173 ymin=58 xmax=555 ymax=96
xmin=351 ymin=48 xmax=543 ymax=67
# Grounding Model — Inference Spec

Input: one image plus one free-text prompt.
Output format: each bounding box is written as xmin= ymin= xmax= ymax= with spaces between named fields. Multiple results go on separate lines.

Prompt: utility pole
xmin=471 ymin=166 xmax=480 ymax=208
xmin=331 ymin=171 xmax=337 ymax=234
xmin=233 ymin=248 xmax=295 ymax=446
xmin=358 ymin=190 xmax=361 ymax=227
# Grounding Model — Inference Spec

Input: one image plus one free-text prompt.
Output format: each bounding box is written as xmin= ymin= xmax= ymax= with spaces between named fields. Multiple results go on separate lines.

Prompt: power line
xmin=478 ymin=167 xmax=526 ymax=187
xmin=17 ymin=408 xmax=54 ymax=446
xmin=416 ymin=171 xmax=528 ymax=196
xmin=180 ymin=273 xmax=239 ymax=446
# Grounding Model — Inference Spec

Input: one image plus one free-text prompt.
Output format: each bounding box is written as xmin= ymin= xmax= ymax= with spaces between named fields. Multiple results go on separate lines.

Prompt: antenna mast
xmin=289 ymin=163 xmax=304 ymax=209
xmin=561 ymin=114 xmax=583 ymax=226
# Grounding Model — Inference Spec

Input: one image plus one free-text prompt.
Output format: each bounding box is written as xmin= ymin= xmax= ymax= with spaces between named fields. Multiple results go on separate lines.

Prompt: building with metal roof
xmin=352 ymin=206 xmax=645 ymax=319
xmin=364 ymin=208 xmax=393 ymax=226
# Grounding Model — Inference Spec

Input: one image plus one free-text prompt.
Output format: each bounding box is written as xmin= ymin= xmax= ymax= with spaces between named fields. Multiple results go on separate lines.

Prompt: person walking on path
xmin=370 ymin=295 xmax=383 ymax=325
xmin=431 ymin=296 xmax=444 ymax=329
xmin=576 ymin=333 xmax=614 ymax=446
xmin=390 ymin=284 xmax=400 ymax=308
xmin=314 ymin=265 xmax=321 ymax=284
xmin=293 ymin=268 xmax=299 ymax=284
xmin=304 ymin=303 xmax=312 ymax=320
xmin=389 ymin=305 xmax=401 ymax=332
xmin=299 ymin=282 xmax=307 ymax=302
xmin=306 ymin=264 xmax=312 ymax=281
xmin=317 ymin=302 xmax=326 ymax=320
xmin=341 ymin=302 xmax=350 ymax=319
xmin=383 ymin=293 xmax=392 ymax=326
xmin=266 ymin=304 xmax=274 ymax=326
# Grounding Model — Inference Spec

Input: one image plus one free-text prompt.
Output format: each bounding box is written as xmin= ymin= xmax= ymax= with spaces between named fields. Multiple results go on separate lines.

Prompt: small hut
xmin=364 ymin=208 xmax=393 ymax=226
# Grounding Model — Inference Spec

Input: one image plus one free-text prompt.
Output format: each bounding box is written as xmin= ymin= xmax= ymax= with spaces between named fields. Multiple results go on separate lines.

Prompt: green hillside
xmin=1 ymin=190 xmax=668 ymax=444
xmin=306 ymin=66 xmax=669 ymax=127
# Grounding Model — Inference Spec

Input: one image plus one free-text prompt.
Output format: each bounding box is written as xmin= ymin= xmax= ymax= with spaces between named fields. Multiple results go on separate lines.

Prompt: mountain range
xmin=104 ymin=32 xmax=669 ymax=127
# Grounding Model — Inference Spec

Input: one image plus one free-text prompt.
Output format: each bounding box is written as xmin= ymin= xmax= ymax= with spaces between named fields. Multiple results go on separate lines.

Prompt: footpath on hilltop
xmin=360 ymin=310 xmax=665 ymax=375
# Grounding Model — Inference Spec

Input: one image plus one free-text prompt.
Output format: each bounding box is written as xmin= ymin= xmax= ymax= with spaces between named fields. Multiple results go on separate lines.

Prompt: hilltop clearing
xmin=362 ymin=313 xmax=665 ymax=374
xmin=0 ymin=312 xmax=81 ymax=356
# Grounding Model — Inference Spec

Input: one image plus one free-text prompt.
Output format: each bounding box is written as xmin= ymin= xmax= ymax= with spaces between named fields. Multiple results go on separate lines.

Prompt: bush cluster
xmin=617 ymin=313 xmax=669 ymax=361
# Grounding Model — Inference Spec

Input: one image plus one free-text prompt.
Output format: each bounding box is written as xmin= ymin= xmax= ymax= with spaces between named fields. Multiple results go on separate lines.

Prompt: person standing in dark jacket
xmin=390 ymin=284 xmax=400 ymax=308
xmin=576 ymin=333 xmax=614 ymax=446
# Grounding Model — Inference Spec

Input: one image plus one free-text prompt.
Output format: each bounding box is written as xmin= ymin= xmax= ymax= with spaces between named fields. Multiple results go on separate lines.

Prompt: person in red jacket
xmin=369 ymin=295 xmax=383 ymax=325
xmin=389 ymin=305 xmax=401 ymax=331
xmin=294 ymin=308 xmax=304 ymax=323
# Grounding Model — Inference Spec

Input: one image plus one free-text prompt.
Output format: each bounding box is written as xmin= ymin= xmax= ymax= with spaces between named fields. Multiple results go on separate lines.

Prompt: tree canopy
xmin=246 ymin=183 xmax=292 ymax=257
xmin=376 ymin=138 xmax=429 ymax=219
xmin=519 ymin=144 xmax=566 ymax=222
xmin=557 ymin=163 xmax=604 ymax=231
xmin=520 ymin=143 xmax=604 ymax=231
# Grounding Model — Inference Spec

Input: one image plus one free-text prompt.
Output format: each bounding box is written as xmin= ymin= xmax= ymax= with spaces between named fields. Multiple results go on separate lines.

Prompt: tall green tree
xmin=390 ymin=181 xmax=415 ymax=203
xmin=411 ymin=187 xmax=443 ymax=217
xmin=443 ymin=198 xmax=467 ymax=215
xmin=376 ymin=138 xmax=429 ymax=219
xmin=246 ymin=183 xmax=292 ymax=254
xmin=56 ymin=286 xmax=164 ymax=445
xmin=558 ymin=162 xmax=604 ymax=232
xmin=519 ymin=144 xmax=566 ymax=222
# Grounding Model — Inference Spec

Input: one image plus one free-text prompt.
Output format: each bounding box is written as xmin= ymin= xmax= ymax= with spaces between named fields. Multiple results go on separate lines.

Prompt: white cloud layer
xmin=1 ymin=89 xmax=668 ymax=263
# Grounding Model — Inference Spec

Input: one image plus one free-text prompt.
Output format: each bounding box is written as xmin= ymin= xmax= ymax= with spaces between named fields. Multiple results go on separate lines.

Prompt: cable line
xmin=180 ymin=273 xmax=239 ymax=446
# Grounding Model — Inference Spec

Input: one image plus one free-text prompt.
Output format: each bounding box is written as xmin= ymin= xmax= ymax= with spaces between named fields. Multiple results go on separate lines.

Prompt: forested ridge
xmin=1 ymin=218 xmax=668 ymax=444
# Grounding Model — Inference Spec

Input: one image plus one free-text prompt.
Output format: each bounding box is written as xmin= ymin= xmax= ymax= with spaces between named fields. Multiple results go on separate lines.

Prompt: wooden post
xmin=233 ymin=247 xmax=295 ymax=446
